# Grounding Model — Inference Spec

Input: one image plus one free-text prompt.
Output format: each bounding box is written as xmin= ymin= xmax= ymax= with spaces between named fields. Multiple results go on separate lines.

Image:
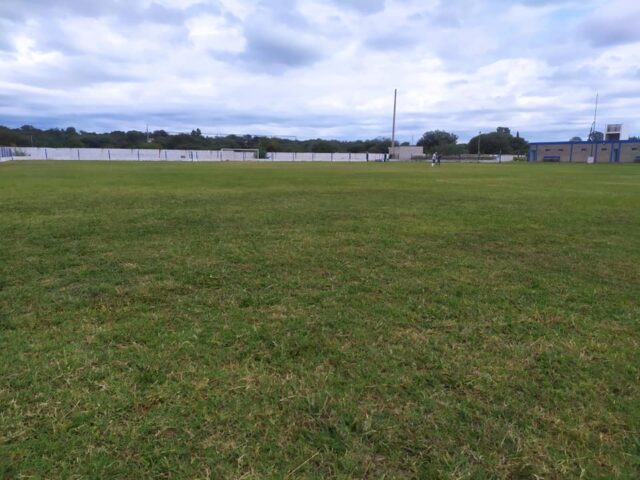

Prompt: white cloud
xmin=187 ymin=15 xmax=246 ymax=53
xmin=0 ymin=0 xmax=638 ymax=142
xmin=217 ymin=0 xmax=255 ymax=20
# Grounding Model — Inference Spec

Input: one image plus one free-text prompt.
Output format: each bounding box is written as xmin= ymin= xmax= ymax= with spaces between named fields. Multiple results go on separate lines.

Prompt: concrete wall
xmin=622 ymin=143 xmax=640 ymax=163
xmin=0 ymin=146 xmax=12 ymax=161
xmin=389 ymin=146 xmax=423 ymax=160
xmin=441 ymin=154 xmax=515 ymax=163
xmin=529 ymin=141 xmax=640 ymax=163
xmin=0 ymin=147 xmax=387 ymax=163
xmin=264 ymin=152 xmax=385 ymax=162
xmin=4 ymin=148 xmax=249 ymax=161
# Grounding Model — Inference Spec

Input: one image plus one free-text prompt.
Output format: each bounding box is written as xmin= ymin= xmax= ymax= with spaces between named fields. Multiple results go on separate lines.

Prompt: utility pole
xmin=391 ymin=89 xmax=397 ymax=159
xmin=588 ymin=93 xmax=598 ymax=162
xmin=588 ymin=93 xmax=599 ymax=141
xmin=146 ymin=124 xmax=150 ymax=143
xmin=477 ymin=131 xmax=481 ymax=163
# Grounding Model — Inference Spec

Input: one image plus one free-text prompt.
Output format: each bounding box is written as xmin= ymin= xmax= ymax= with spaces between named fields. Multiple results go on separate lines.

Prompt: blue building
xmin=528 ymin=139 xmax=640 ymax=163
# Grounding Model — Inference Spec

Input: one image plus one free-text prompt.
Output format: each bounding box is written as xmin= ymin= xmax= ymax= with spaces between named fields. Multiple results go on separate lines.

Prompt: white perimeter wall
xmin=1 ymin=148 xmax=387 ymax=163
xmin=3 ymin=148 xmax=254 ymax=161
xmin=265 ymin=152 xmax=385 ymax=162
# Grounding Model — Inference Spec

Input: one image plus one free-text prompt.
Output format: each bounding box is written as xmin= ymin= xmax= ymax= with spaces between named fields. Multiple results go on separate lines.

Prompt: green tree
xmin=511 ymin=133 xmax=528 ymax=155
xmin=588 ymin=131 xmax=604 ymax=142
xmin=258 ymin=138 xmax=281 ymax=153
xmin=0 ymin=124 xmax=414 ymax=153
xmin=468 ymin=127 xmax=529 ymax=155
xmin=309 ymin=140 xmax=334 ymax=153
xmin=417 ymin=130 xmax=458 ymax=151
xmin=438 ymin=143 xmax=467 ymax=156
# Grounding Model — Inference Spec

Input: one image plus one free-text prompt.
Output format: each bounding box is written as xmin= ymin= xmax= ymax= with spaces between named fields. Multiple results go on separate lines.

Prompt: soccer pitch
xmin=1 ymin=161 xmax=639 ymax=478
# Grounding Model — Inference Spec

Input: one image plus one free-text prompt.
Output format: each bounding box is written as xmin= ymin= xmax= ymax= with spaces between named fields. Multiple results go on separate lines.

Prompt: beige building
xmin=528 ymin=140 xmax=640 ymax=163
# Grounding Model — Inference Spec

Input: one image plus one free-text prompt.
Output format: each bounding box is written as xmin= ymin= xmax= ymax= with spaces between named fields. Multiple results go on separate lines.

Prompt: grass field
xmin=1 ymin=161 xmax=639 ymax=479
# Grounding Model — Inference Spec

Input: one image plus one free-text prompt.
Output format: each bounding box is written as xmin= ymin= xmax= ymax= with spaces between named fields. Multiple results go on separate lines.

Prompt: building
xmin=389 ymin=146 xmax=424 ymax=160
xmin=528 ymin=139 xmax=640 ymax=163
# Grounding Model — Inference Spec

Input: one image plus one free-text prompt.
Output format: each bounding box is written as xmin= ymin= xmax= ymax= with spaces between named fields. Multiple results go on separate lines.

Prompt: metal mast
xmin=588 ymin=93 xmax=599 ymax=141
xmin=391 ymin=89 xmax=397 ymax=158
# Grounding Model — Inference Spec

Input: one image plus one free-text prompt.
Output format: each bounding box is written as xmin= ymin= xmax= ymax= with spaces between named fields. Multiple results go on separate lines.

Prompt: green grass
xmin=1 ymin=161 xmax=639 ymax=479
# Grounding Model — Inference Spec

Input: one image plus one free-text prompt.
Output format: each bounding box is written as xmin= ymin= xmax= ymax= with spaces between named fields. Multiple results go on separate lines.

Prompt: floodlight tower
xmin=587 ymin=93 xmax=599 ymax=162
xmin=588 ymin=93 xmax=599 ymax=141
xmin=391 ymin=89 xmax=397 ymax=159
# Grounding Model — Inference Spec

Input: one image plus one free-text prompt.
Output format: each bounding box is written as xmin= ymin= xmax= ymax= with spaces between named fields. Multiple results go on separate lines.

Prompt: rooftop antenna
xmin=391 ymin=89 xmax=397 ymax=158
xmin=588 ymin=93 xmax=598 ymax=141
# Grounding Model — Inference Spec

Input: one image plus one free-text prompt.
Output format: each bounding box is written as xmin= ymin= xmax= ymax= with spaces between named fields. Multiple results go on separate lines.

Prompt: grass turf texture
xmin=0 ymin=161 xmax=639 ymax=479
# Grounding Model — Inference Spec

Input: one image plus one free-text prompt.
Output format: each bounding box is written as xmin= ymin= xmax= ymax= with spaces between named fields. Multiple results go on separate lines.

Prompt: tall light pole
xmin=477 ymin=131 xmax=481 ymax=163
xmin=588 ymin=93 xmax=598 ymax=162
xmin=391 ymin=89 xmax=397 ymax=159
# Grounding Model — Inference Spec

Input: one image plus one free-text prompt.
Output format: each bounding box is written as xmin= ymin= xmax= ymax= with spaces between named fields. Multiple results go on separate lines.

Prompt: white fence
xmin=0 ymin=147 xmax=387 ymax=163
xmin=441 ymin=154 xmax=515 ymax=163
xmin=1 ymin=147 xmax=255 ymax=162
xmin=0 ymin=147 xmax=14 ymax=162
xmin=0 ymin=148 xmax=519 ymax=164
xmin=265 ymin=152 xmax=385 ymax=162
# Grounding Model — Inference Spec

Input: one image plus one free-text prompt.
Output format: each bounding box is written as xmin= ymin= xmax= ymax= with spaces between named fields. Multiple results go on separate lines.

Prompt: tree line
xmin=0 ymin=125 xmax=393 ymax=154
xmin=1 ymin=124 xmax=535 ymax=156
xmin=417 ymin=127 xmax=529 ymax=156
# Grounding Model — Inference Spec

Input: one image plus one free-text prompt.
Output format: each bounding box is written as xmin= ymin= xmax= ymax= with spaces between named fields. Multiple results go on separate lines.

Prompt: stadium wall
xmin=0 ymin=146 xmax=14 ymax=161
xmin=528 ymin=140 xmax=640 ymax=163
xmin=0 ymin=148 xmax=387 ymax=163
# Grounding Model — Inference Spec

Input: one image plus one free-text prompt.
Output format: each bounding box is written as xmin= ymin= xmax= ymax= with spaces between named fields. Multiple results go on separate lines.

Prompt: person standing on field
xmin=432 ymin=152 xmax=437 ymax=167
xmin=437 ymin=152 xmax=442 ymax=166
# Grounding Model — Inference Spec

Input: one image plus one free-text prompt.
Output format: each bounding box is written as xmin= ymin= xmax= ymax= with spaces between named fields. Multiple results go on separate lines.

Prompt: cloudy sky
xmin=1 ymin=0 xmax=639 ymax=142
